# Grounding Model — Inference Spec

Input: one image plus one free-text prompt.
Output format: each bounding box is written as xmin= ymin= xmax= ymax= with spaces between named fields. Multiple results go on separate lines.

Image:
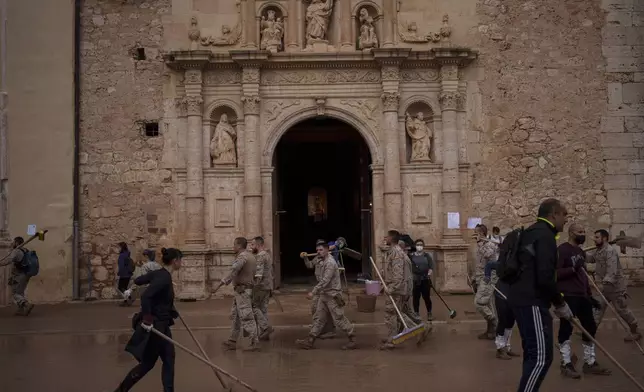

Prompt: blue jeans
xmin=513 ymin=305 xmax=553 ymax=392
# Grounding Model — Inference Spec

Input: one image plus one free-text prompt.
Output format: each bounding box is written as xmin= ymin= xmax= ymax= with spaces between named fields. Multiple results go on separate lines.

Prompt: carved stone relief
xmin=260 ymin=9 xmax=284 ymax=53
xmin=401 ymin=69 xmax=439 ymax=82
xmin=381 ymin=92 xmax=400 ymax=112
xmin=214 ymin=198 xmax=235 ymax=227
xmin=263 ymin=100 xmax=303 ymax=128
xmin=261 ymin=69 xmax=381 ymax=85
xmin=203 ymin=70 xmax=242 ymax=86
xmin=183 ymin=96 xmax=204 ymax=116
xmin=241 ymin=95 xmax=261 ymax=115
xmin=411 ymin=194 xmax=432 ymax=223
xmin=196 ymin=1 xmax=243 ymax=47
xmin=305 ymin=0 xmax=335 ymax=47
xmin=315 ymin=97 xmax=327 ymax=116
xmin=242 ymin=68 xmax=260 ymax=84
xmin=358 ymin=7 xmax=378 ymax=51
xmin=398 ymin=14 xmax=452 ymax=44
xmin=210 ymin=114 xmax=238 ymax=166
xmin=339 ymin=99 xmax=379 ymax=131
xmin=381 ymin=66 xmax=400 ymax=82
xmin=439 ymin=91 xmax=462 ymax=111
xmin=185 ymin=70 xmax=202 ymax=85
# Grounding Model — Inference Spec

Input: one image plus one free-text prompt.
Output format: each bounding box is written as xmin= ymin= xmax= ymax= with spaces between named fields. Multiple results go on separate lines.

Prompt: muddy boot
xmin=379 ymin=342 xmax=395 ymax=350
xmin=243 ymin=341 xmax=261 ymax=352
xmin=624 ymin=324 xmax=642 ymax=342
xmin=221 ymin=340 xmax=237 ymax=351
xmin=319 ymin=331 xmax=337 ymax=340
xmin=506 ymin=348 xmax=520 ymax=358
xmin=477 ymin=320 xmax=495 ymax=340
xmin=296 ymin=336 xmax=316 ymax=350
xmin=14 ymin=305 xmax=25 ymax=316
xmin=496 ymin=348 xmax=512 ymax=360
xmin=259 ymin=326 xmax=274 ymax=341
xmin=342 ymin=335 xmax=357 ymax=350
xmin=560 ymin=363 xmax=581 ymax=379
xmin=583 ymin=361 xmax=612 ymax=376
xmin=23 ymin=303 xmax=34 ymax=316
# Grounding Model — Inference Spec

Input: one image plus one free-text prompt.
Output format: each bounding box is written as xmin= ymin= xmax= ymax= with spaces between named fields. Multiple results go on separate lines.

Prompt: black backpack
xmin=126 ymin=256 xmax=135 ymax=274
xmin=497 ymin=227 xmax=525 ymax=283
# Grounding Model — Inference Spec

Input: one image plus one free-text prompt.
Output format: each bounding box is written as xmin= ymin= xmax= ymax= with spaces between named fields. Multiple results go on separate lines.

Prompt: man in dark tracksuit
xmin=485 ymin=261 xmax=519 ymax=360
xmin=508 ymin=198 xmax=574 ymax=392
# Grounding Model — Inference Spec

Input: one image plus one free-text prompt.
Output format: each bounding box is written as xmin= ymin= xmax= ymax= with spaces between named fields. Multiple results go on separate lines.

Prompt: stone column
xmin=381 ymin=91 xmax=402 ymax=230
xmin=340 ymin=0 xmax=352 ymax=50
xmin=287 ymin=0 xmax=298 ymax=50
xmin=382 ymin=0 xmax=395 ymax=48
xmin=244 ymin=0 xmax=258 ymax=49
xmin=370 ymin=164 xmax=386 ymax=270
xmin=242 ymin=67 xmax=262 ymax=237
xmin=439 ymin=64 xmax=468 ymax=293
xmin=202 ymin=119 xmax=211 ymax=168
xmin=183 ymin=69 xmax=206 ymax=247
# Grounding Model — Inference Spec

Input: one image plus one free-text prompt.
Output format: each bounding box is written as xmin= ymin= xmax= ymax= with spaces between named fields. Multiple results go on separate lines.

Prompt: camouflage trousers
xmin=594 ymin=287 xmax=637 ymax=327
xmin=9 ymin=272 xmax=30 ymax=308
xmin=474 ymin=279 xmax=498 ymax=323
xmin=384 ymin=295 xmax=417 ymax=341
xmin=310 ymin=294 xmax=354 ymax=338
xmin=229 ymin=288 xmax=259 ymax=344
xmin=252 ymin=288 xmax=271 ymax=336
xmin=311 ymin=295 xmax=336 ymax=334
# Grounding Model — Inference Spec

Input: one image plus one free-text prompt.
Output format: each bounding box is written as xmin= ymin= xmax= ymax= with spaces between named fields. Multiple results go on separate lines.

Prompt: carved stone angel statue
xmin=358 ymin=8 xmax=378 ymax=50
xmin=260 ymin=10 xmax=284 ymax=53
xmin=305 ymin=0 xmax=334 ymax=46
xmin=405 ymin=112 xmax=432 ymax=162
xmin=210 ymin=114 xmax=237 ymax=166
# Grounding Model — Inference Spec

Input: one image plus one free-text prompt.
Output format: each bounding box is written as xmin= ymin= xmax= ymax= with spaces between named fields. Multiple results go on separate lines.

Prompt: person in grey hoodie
xmin=123 ymin=249 xmax=162 ymax=305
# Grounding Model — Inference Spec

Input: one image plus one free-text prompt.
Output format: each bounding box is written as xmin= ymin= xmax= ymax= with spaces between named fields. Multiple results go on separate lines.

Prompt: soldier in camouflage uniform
xmin=221 ymin=237 xmax=261 ymax=352
xmin=296 ymin=240 xmax=357 ymax=350
xmin=399 ymin=239 xmax=422 ymax=326
xmin=380 ymin=230 xmax=416 ymax=350
xmin=251 ymin=236 xmax=275 ymax=341
xmin=588 ymin=229 xmax=641 ymax=341
xmin=472 ymin=224 xmax=498 ymax=340
xmin=301 ymin=250 xmax=337 ymax=339
xmin=0 ymin=237 xmax=34 ymax=316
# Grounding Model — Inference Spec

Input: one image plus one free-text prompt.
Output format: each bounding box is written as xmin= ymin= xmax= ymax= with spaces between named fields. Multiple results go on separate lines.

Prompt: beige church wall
xmin=79 ymin=0 xmax=174 ymax=299
xmin=5 ymin=0 xmax=74 ymax=303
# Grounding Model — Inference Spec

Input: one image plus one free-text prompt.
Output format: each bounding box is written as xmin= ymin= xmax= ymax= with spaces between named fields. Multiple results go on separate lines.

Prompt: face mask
xmin=416 ymin=245 xmax=423 ymax=252
xmin=575 ymin=235 xmax=586 ymax=245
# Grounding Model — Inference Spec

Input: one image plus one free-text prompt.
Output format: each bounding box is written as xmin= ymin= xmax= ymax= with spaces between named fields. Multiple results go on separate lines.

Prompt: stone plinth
xmin=438 ymin=243 xmax=470 ymax=293
xmin=176 ymin=250 xmax=211 ymax=300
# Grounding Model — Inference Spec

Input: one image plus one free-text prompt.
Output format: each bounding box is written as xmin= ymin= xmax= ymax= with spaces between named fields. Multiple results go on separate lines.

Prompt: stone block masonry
xmin=79 ymin=0 xmax=172 ymax=299
xmin=602 ymin=0 xmax=644 ymax=285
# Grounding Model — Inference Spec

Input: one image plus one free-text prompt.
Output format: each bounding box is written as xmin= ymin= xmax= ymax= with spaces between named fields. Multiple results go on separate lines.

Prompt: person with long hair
xmin=114 ymin=247 xmax=182 ymax=392
xmin=117 ymin=242 xmax=133 ymax=307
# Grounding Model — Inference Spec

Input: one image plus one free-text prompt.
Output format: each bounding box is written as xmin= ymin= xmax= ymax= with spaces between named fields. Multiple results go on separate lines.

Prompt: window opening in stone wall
xmin=144 ymin=122 xmax=159 ymax=137
xmin=135 ymin=48 xmax=146 ymax=60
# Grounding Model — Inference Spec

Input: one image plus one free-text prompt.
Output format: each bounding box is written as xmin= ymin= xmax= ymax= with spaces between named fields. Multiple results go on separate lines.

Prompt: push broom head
xmin=448 ymin=309 xmax=457 ymax=319
xmin=392 ymin=323 xmax=426 ymax=345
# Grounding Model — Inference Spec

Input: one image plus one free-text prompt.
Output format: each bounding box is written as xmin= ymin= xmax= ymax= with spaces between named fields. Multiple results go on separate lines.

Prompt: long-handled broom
xmin=369 ymin=256 xmax=425 ymax=344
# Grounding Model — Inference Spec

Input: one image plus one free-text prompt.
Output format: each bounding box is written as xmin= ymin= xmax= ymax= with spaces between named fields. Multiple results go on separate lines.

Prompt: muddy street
xmin=1 ymin=293 xmax=644 ymax=392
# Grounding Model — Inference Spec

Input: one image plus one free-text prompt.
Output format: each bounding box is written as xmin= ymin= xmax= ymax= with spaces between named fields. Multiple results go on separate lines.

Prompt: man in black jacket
xmin=508 ymin=198 xmax=574 ymax=392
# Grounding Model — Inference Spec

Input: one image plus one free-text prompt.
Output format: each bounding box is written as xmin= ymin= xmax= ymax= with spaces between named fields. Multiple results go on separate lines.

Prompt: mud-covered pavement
xmin=2 ymin=290 xmax=644 ymax=392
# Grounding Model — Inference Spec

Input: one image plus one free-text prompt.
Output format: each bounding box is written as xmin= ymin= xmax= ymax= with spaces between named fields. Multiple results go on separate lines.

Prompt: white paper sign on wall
xmin=27 ymin=225 xmax=36 ymax=236
xmin=447 ymin=212 xmax=460 ymax=229
xmin=467 ymin=217 xmax=482 ymax=229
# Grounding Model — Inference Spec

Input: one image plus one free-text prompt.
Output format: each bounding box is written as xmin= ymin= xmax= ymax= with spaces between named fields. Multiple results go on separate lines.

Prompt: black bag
xmin=127 ymin=257 xmax=135 ymax=274
xmin=497 ymin=227 xmax=525 ymax=283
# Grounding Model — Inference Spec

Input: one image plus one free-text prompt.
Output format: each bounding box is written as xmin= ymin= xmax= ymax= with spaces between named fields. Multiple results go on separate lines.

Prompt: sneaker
xmin=583 ymin=362 xmax=612 ymax=376
xmin=506 ymin=348 xmax=520 ymax=357
xmin=496 ymin=349 xmax=512 ymax=360
xmin=221 ymin=340 xmax=237 ymax=351
xmin=560 ymin=363 xmax=581 ymax=379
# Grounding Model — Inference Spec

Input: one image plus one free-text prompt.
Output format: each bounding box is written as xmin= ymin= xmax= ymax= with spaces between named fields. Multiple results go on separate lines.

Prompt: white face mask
xmin=415 ymin=245 xmax=423 ymax=252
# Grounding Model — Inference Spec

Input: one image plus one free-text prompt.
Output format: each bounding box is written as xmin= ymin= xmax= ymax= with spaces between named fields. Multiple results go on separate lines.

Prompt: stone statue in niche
xmin=260 ymin=10 xmax=284 ymax=53
xmin=405 ymin=112 xmax=432 ymax=162
xmin=358 ymin=8 xmax=378 ymax=50
xmin=305 ymin=0 xmax=334 ymax=46
xmin=210 ymin=114 xmax=237 ymax=166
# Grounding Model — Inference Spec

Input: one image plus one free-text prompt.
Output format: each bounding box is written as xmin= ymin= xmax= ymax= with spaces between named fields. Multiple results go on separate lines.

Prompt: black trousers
xmin=514 ymin=305 xmax=553 ymax=392
xmin=412 ymin=279 xmax=432 ymax=314
xmin=558 ymin=295 xmax=596 ymax=344
xmin=494 ymin=294 xmax=515 ymax=336
xmin=118 ymin=277 xmax=131 ymax=293
xmin=118 ymin=326 xmax=175 ymax=392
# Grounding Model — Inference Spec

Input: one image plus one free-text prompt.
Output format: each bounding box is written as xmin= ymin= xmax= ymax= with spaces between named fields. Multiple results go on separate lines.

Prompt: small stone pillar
xmin=438 ymin=63 xmax=469 ymax=293
xmin=382 ymin=0 xmax=396 ymax=48
xmin=287 ymin=0 xmax=299 ymax=50
xmin=244 ymin=0 xmax=258 ymax=49
xmin=340 ymin=0 xmax=353 ymax=51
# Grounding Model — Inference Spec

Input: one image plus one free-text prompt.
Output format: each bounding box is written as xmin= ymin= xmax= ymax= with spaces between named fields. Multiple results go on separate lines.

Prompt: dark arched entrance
xmin=273 ymin=117 xmax=373 ymax=286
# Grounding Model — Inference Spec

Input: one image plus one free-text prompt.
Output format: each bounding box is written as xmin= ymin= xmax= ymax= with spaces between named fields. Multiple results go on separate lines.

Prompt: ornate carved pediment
xmin=261 ymin=69 xmax=381 ymax=85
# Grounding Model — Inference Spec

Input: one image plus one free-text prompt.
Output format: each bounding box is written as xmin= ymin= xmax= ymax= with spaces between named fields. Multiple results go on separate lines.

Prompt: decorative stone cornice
xmin=183 ymin=95 xmax=204 ymax=116
xmin=241 ymin=95 xmax=261 ymax=115
xmin=372 ymin=48 xmax=412 ymax=66
xmin=439 ymin=91 xmax=462 ymax=111
xmin=230 ymin=50 xmax=270 ymax=68
xmin=381 ymin=92 xmax=400 ymax=112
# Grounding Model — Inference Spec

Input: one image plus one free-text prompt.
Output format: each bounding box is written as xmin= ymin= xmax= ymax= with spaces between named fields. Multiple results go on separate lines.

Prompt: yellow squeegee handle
xmin=369 ymin=256 xmax=409 ymax=330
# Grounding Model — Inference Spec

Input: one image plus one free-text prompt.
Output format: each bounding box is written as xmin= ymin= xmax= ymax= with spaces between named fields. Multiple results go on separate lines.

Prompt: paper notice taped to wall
xmin=447 ymin=212 xmax=460 ymax=229
xmin=467 ymin=217 xmax=482 ymax=229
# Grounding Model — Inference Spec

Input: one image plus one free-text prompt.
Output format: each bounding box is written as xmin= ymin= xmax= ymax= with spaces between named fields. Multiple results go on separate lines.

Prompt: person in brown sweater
xmin=221 ymin=237 xmax=260 ymax=352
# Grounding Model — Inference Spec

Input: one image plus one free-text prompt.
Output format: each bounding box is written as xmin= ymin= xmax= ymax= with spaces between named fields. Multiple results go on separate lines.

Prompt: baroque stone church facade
xmin=2 ymin=0 xmax=641 ymax=303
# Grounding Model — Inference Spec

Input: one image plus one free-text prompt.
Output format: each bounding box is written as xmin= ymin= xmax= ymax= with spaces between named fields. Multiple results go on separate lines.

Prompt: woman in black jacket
xmin=114 ymin=247 xmax=182 ymax=392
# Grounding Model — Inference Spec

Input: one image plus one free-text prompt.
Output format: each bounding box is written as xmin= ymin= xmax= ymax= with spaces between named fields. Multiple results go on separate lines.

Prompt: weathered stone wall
xmin=601 ymin=0 xmax=644 ymax=283
xmin=79 ymin=0 xmax=173 ymax=298
xmin=471 ymin=1 xmax=608 ymax=237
